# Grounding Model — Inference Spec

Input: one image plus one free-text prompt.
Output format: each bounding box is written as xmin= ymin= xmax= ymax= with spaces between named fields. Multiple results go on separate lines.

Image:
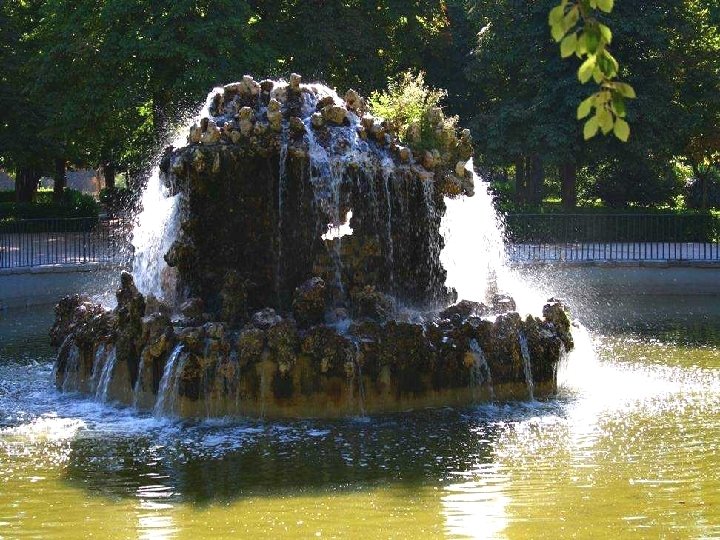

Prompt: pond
xmin=1 ymin=290 xmax=719 ymax=538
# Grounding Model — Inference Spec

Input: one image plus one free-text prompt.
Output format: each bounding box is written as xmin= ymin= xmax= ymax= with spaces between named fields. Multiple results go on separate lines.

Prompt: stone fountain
xmin=50 ymin=75 xmax=573 ymax=418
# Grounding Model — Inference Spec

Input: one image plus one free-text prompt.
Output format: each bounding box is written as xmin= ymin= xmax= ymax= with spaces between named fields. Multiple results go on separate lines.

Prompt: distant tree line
xmin=1 ymin=0 xmax=718 ymax=210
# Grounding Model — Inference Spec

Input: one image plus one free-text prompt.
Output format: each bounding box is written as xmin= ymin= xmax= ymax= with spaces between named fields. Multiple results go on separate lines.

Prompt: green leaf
xmin=598 ymin=23 xmax=612 ymax=44
xmin=548 ymin=5 xmax=565 ymax=26
xmin=613 ymin=117 xmax=630 ymax=141
xmin=585 ymin=28 xmax=600 ymax=54
xmin=611 ymin=93 xmax=626 ymax=117
xmin=615 ymin=82 xmax=636 ymax=98
xmin=551 ymin=22 xmax=566 ymax=42
xmin=578 ymin=55 xmax=596 ymax=83
xmin=560 ymin=33 xmax=577 ymax=58
xmin=584 ymin=117 xmax=599 ymax=140
xmin=576 ymin=33 xmax=588 ymax=55
xmin=596 ymin=0 xmax=614 ymax=13
xmin=563 ymin=6 xmax=579 ymax=32
xmin=592 ymin=66 xmax=604 ymax=83
xmin=577 ymin=95 xmax=594 ymax=119
xmin=598 ymin=108 xmax=613 ymax=133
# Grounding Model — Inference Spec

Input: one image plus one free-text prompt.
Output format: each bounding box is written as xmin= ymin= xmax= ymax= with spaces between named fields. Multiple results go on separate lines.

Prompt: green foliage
xmin=549 ymin=0 xmax=636 ymax=141
xmin=0 ymin=189 xmax=99 ymax=219
xmin=369 ymin=71 xmax=457 ymax=149
xmin=586 ymin=156 xmax=683 ymax=208
xmin=686 ymin=166 xmax=720 ymax=210
xmin=99 ymin=187 xmax=134 ymax=215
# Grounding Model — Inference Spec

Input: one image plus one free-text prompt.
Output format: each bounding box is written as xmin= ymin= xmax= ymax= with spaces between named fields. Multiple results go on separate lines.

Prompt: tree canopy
xmin=1 ymin=0 xmax=718 ymax=209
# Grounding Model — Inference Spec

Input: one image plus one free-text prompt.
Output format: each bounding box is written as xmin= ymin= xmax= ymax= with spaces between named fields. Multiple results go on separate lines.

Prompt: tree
xmin=0 ymin=0 xmax=57 ymax=202
xmin=465 ymin=0 xmax=720 ymax=209
xmin=465 ymin=0 xmax=589 ymax=207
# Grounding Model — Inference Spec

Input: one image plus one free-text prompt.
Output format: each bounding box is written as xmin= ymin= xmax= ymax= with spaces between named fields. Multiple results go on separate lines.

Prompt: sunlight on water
xmin=2 ymin=292 xmax=719 ymax=538
xmin=440 ymin=321 xmax=720 ymax=539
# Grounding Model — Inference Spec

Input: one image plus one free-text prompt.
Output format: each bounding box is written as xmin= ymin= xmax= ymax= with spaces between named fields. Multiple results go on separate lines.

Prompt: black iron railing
xmin=0 ymin=217 xmax=132 ymax=269
xmin=2 ymin=214 xmax=719 ymax=269
xmin=505 ymin=213 xmax=720 ymax=262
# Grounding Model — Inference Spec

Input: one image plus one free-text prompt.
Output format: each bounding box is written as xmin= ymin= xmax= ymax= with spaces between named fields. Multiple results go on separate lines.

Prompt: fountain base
xmin=51 ymin=273 xmax=573 ymax=419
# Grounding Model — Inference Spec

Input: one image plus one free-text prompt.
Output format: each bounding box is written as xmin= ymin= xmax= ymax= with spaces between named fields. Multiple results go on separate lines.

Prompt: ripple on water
xmin=1 ymin=302 xmax=719 ymax=538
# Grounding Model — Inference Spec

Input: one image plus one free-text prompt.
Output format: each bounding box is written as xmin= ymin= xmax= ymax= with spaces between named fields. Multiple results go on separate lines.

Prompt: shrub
xmin=588 ymin=157 xmax=682 ymax=208
xmin=685 ymin=167 xmax=720 ymax=210
xmin=369 ymin=71 xmax=457 ymax=151
xmin=0 ymin=189 xmax=99 ymax=220
xmin=99 ymin=187 xmax=134 ymax=216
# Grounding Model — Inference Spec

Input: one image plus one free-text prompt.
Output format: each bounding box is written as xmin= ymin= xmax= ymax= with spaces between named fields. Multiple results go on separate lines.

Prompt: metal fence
xmin=505 ymin=213 xmax=720 ymax=262
xmin=2 ymin=214 xmax=719 ymax=270
xmin=0 ymin=217 xmax=132 ymax=269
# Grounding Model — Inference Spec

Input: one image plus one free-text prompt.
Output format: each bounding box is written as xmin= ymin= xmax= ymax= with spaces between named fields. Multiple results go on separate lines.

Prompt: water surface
xmin=1 ymin=296 xmax=718 ymax=538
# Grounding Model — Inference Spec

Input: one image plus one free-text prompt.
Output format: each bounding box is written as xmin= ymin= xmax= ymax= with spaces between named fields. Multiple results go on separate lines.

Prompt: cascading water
xmin=132 ymin=355 xmax=145 ymax=408
xmin=61 ymin=345 xmax=80 ymax=393
xmin=440 ymin=164 xmax=548 ymax=315
xmin=518 ymin=331 xmax=535 ymax=401
xmin=468 ymin=338 xmax=494 ymax=400
xmin=153 ymin=344 xmax=184 ymax=417
xmin=88 ymin=343 xmax=106 ymax=394
xmin=131 ymin=90 xmax=220 ymax=304
xmin=95 ymin=346 xmax=117 ymax=402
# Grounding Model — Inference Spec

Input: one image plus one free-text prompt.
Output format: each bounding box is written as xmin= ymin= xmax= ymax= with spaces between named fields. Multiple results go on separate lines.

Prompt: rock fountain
xmin=50 ymin=75 xmax=573 ymax=418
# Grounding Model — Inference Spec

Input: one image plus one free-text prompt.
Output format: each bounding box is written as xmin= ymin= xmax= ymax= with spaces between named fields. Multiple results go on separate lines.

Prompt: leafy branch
xmin=549 ymin=0 xmax=636 ymax=141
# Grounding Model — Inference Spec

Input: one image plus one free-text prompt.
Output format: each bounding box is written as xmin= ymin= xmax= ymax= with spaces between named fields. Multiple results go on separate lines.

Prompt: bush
xmin=99 ymin=186 xmax=134 ymax=216
xmin=685 ymin=167 xmax=720 ymax=209
xmin=0 ymin=189 xmax=99 ymax=220
xmin=588 ymin=157 xmax=682 ymax=208
xmin=369 ymin=71 xmax=457 ymax=151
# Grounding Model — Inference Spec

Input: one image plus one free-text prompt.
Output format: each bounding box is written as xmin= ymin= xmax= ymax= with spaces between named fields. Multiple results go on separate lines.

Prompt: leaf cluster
xmin=549 ymin=0 xmax=636 ymax=141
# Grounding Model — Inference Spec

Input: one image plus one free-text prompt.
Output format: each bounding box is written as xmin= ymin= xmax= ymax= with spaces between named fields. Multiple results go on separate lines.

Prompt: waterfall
xmin=305 ymin=121 xmax=350 ymax=303
xmin=518 ymin=331 xmax=535 ymax=401
xmin=440 ymin=165 xmax=507 ymax=304
xmin=379 ymin=166 xmax=396 ymax=295
xmin=131 ymin=90 xmax=220 ymax=303
xmin=276 ymin=133 xmax=289 ymax=304
xmin=95 ymin=346 xmax=117 ymax=402
xmin=88 ymin=343 xmax=107 ymax=394
xmin=61 ymin=345 xmax=80 ymax=393
xmin=468 ymin=339 xmax=494 ymax=400
xmin=132 ymin=354 xmax=146 ymax=408
xmin=153 ymin=344 xmax=184 ymax=417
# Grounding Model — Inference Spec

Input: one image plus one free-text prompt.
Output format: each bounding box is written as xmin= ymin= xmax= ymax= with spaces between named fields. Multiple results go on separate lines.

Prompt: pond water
xmin=1 ymin=291 xmax=719 ymax=538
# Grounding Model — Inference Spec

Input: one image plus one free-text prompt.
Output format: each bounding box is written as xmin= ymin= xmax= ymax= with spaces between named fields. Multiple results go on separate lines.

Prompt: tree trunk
xmin=53 ymin=158 xmax=67 ymax=202
xmin=514 ymin=156 xmax=526 ymax=205
xmin=15 ymin=167 xmax=40 ymax=203
xmin=103 ymin=162 xmax=116 ymax=190
xmin=560 ymin=162 xmax=577 ymax=209
xmin=527 ymin=154 xmax=544 ymax=207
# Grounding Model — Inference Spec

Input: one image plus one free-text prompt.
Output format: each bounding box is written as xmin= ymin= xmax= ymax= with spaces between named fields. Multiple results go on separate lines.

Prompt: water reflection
xmin=1 ymin=297 xmax=720 ymax=538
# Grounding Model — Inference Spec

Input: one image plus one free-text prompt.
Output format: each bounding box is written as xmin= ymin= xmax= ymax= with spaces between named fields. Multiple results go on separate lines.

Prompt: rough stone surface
xmin=50 ymin=74 xmax=574 ymax=419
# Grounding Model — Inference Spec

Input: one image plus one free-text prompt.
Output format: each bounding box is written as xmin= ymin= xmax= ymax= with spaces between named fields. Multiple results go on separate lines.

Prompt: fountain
xmin=49 ymin=74 xmax=574 ymax=418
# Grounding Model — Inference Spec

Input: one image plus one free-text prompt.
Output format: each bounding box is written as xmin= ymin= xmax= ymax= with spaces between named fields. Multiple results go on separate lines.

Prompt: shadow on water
xmin=4 ymin=294 xmax=718 ymax=509
xmin=60 ymin=404 xmax=561 ymax=505
xmin=0 ymin=305 xmax=56 ymax=363
xmin=588 ymin=295 xmax=720 ymax=348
